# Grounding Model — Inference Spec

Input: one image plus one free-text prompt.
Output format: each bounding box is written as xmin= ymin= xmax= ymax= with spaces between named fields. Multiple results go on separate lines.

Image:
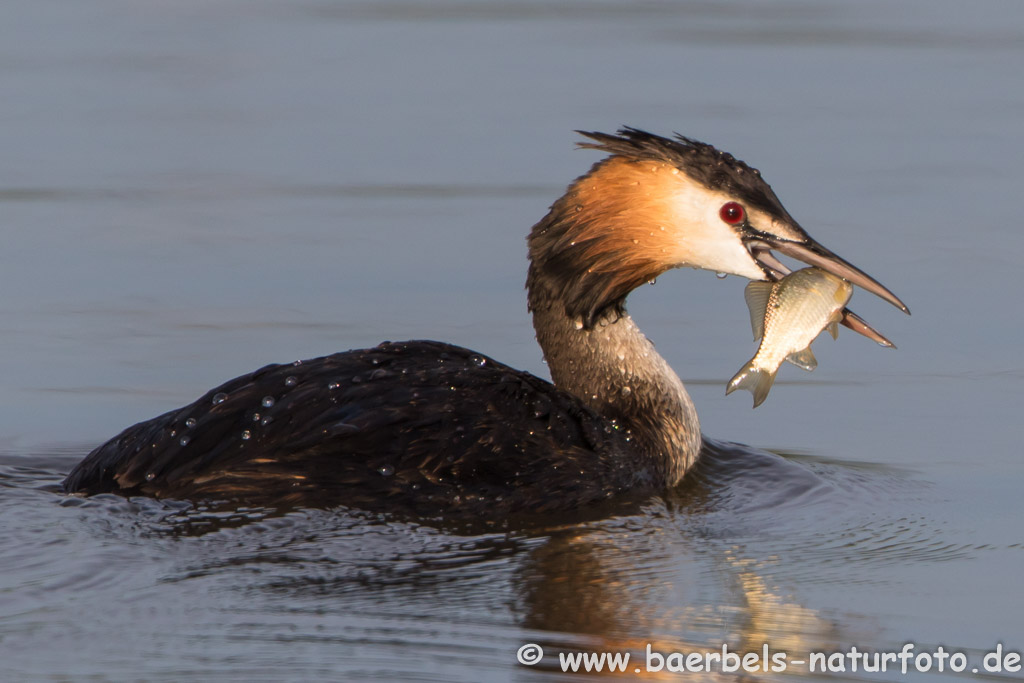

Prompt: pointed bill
xmin=769 ymin=239 xmax=909 ymax=314
xmin=840 ymin=309 xmax=895 ymax=348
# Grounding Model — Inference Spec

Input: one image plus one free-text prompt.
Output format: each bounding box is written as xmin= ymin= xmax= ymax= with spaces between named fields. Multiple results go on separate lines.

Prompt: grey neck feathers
xmin=528 ymin=293 xmax=701 ymax=485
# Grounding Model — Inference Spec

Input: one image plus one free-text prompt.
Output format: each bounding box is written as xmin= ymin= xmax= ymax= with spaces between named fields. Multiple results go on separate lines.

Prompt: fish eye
xmin=719 ymin=202 xmax=745 ymax=225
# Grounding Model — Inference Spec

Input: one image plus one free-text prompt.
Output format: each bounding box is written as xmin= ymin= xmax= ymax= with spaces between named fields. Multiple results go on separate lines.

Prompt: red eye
xmin=719 ymin=202 xmax=745 ymax=225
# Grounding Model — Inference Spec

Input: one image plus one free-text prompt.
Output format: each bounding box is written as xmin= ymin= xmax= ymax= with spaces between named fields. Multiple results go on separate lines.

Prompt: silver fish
xmin=727 ymin=267 xmax=853 ymax=407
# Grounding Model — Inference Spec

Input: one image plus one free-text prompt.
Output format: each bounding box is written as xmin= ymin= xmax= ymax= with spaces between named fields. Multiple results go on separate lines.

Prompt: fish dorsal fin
xmin=743 ymin=281 xmax=773 ymax=341
xmin=826 ymin=321 xmax=839 ymax=339
xmin=786 ymin=347 xmax=818 ymax=371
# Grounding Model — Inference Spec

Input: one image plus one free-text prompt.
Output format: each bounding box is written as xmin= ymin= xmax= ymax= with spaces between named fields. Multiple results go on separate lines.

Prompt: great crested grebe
xmin=63 ymin=129 xmax=908 ymax=515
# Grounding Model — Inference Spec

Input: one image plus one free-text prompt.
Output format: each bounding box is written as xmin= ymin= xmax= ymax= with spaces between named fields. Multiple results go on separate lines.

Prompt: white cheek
xmin=668 ymin=189 xmax=765 ymax=280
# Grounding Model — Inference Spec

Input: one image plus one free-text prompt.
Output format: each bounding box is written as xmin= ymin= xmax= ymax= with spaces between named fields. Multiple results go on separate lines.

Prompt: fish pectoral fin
xmin=785 ymin=347 xmax=818 ymax=371
xmin=826 ymin=321 xmax=840 ymax=339
xmin=743 ymin=281 xmax=773 ymax=341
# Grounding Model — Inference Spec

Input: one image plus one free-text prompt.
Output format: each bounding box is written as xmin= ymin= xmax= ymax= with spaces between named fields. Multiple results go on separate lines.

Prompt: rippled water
xmin=2 ymin=1 xmax=1022 ymax=681
xmin=1 ymin=441 xmax=968 ymax=682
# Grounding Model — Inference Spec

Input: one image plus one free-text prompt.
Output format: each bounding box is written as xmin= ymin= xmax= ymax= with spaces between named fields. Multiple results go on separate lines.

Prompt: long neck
xmin=528 ymin=293 xmax=701 ymax=486
xmin=525 ymin=155 xmax=709 ymax=484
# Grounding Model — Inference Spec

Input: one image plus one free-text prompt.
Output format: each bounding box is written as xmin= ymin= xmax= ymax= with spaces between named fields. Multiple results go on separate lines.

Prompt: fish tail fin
xmin=727 ymin=363 xmax=777 ymax=408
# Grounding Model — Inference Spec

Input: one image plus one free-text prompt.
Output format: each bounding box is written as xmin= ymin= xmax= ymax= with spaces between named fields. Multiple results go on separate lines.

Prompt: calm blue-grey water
xmin=1 ymin=1 xmax=1022 ymax=681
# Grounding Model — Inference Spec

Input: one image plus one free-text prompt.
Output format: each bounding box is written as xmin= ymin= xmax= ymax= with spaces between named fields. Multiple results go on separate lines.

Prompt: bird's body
xmin=63 ymin=341 xmax=656 ymax=515
xmin=64 ymin=128 xmax=907 ymax=514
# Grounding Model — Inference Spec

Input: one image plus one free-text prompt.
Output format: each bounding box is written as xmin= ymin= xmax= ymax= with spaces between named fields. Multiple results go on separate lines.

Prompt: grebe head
xmin=528 ymin=127 xmax=908 ymax=330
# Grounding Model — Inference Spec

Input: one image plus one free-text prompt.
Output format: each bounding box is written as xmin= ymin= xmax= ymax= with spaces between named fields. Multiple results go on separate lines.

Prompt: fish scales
xmin=727 ymin=267 xmax=853 ymax=407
